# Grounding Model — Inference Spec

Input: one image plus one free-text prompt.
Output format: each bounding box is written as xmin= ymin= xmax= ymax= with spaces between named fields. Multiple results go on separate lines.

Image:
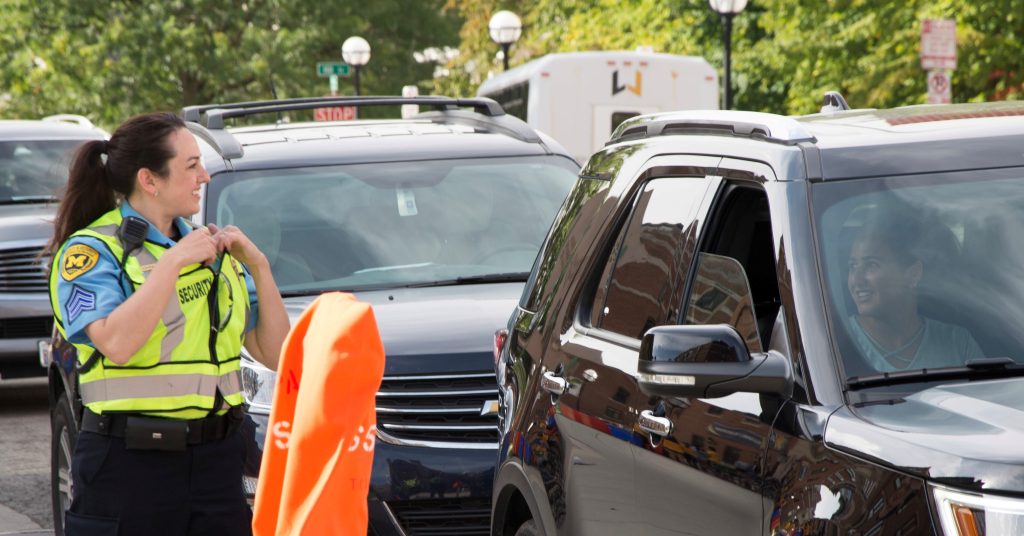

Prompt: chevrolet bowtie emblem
xmin=480 ymin=400 xmax=500 ymax=416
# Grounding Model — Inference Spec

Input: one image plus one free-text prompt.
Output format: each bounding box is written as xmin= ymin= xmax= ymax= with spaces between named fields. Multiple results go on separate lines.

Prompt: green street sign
xmin=317 ymin=62 xmax=351 ymax=77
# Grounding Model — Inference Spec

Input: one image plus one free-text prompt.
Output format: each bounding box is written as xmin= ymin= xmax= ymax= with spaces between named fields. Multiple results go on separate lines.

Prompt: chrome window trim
xmin=375 ymin=428 xmax=497 ymax=450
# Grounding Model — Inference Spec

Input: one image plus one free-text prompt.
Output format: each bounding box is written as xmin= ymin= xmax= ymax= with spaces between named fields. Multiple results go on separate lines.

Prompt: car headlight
xmin=933 ymin=485 xmax=1024 ymax=535
xmin=240 ymin=350 xmax=276 ymax=414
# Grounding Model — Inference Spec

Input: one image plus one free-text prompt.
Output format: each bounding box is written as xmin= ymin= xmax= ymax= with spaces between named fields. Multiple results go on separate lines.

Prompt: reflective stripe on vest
xmin=48 ymin=208 xmax=250 ymax=419
xmin=79 ymin=367 xmax=243 ymax=408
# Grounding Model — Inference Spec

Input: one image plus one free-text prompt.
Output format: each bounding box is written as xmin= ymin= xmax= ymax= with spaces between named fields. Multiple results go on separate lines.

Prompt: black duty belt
xmin=81 ymin=406 xmax=245 ymax=449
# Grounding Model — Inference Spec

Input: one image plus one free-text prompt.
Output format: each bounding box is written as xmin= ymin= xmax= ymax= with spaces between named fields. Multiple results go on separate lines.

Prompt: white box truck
xmin=477 ymin=50 xmax=719 ymax=164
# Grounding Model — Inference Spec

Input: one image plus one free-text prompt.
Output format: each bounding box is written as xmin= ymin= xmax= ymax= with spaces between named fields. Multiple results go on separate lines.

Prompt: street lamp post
xmin=342 ymin=36 xmax=372 ymax=96
xmin=708 ymin=0 xmax=748 ymax=110
xmin=488 ymin=10 xmax=522 ymax=71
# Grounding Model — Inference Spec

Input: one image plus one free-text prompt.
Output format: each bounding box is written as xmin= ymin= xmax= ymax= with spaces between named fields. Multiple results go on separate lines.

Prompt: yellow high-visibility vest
xmin=49 ymin=208 xmax=249 ymax=419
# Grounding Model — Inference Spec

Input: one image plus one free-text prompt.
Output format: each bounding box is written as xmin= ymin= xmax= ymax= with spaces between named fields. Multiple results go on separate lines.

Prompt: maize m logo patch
xmin=61 ymin=244 xmax=100 ymax=281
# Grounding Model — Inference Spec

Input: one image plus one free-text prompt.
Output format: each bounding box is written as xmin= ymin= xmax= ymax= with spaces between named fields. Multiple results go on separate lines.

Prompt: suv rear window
xmin=207 ymin=156 xmax=577 ymax=293
xmin=0 ymin=140 xmax=83 ymax=204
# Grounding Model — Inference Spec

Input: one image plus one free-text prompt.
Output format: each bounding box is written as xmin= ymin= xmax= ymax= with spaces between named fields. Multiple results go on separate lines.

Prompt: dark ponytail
xmin=47 ymin=112 xmax=185 ymax=254
xmin=48 ymin=140 xmax=116 ymax=254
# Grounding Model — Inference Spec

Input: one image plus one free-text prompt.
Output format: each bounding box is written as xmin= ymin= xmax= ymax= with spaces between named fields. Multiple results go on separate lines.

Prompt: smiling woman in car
xmin=46 ymin=112 xmax=288 ymax=536
xmin=844 ymin=209 xmax=984 ymax=372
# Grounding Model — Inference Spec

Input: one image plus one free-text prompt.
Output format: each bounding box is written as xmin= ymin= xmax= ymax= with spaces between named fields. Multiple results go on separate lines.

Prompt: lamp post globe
xmin=342 ymin=36 xmax=372 ymax=96
xmin=708 ymin=0 xmax=748 ymax=13
xmin=708 ymin=0 xmax=748 ymax=110
xmin=488 ymin=10 xmax=522 ymax=71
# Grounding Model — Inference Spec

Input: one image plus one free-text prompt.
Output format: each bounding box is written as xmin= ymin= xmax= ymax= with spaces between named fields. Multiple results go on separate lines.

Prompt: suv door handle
xmin=541 ymin=371 xmax=568 ymax=396
xmin=639 ymin=410 xmax=673 ymax=437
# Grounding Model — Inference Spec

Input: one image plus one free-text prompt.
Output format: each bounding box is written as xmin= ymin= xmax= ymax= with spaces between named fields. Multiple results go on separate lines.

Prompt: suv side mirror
xmin=637 ymin=324 xmax=793 ymax=398
xmin=683 ymin=253 xmax=763 ymax=353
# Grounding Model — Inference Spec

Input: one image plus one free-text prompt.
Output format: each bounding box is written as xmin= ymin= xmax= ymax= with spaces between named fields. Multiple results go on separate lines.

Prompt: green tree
xmin=441 ymin=0 xmax=1024 ymax=114
xmin=0 ymin=0 xmax=461 ymax=128
xmin=742 ymin=0 xmax=1024 ymax=111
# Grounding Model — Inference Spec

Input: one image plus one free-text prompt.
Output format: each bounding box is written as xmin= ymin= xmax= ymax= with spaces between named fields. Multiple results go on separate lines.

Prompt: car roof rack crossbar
xmin=182 ymin=97 xmax=351 ymax=123
xmin=184 ymin=121 xmax=243 ymax=159
xmin=183 ymin=97 xmax=505 ymax=130
xmin=608 ymin=110 xmax=816 ymax=146
xmin=413 ymin=109 xmax=541 ymax=144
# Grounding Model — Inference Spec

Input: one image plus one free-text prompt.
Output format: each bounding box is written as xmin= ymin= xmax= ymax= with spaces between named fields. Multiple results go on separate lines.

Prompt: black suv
xmin=492 ymin=99 xmax=1024 ymax=535
xmin=43 ymin=97 xmax=578 ymax=535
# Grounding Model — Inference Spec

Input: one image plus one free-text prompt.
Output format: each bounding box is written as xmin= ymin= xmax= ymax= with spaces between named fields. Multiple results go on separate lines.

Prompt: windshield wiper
xmin=400 ymin=272 xmax=529 ymax=288
xmin=0 ymin=195 xmax=58 ymax=205
xmin=846 ymin=357 xmax=1024 ymax=390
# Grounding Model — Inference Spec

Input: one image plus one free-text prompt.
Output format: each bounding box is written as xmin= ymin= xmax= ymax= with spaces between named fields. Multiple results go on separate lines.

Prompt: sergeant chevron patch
xmin=67 ymin=286 xmax=97 ymax=323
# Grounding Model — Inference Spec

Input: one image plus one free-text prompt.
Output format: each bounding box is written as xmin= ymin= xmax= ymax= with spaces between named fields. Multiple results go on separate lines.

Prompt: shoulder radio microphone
xmin=114 ymin=215 xmax=150 ymax=293
xmin=117 ymin=216 xmax=149 ymax=256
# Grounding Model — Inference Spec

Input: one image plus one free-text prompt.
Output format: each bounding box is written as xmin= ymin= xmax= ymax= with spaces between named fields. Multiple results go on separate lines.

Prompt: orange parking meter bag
xmin=252 ymin=292 xmax=385 ymax=536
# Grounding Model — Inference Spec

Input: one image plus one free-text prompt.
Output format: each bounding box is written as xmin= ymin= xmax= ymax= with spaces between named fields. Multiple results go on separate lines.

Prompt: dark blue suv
xmin=44 ymin=97 xmax=578 ymax=535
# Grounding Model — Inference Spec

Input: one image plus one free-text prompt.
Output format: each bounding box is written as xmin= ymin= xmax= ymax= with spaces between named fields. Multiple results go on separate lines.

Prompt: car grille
xmin=0 ymin=246 xmax=49 ymax=293
xmin=376 ymin=372 xmax=499 ymax=446
xmin=388 ymin=498 xmax=490 ymax=536
xmin=0 ymin=317 xmax=54 ymax=339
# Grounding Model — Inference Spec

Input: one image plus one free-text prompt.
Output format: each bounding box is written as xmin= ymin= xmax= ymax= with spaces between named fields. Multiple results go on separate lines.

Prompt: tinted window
xmin=812 ymin=169 xmax=1024 ymax=389
xmin=207 ymin=156 xmax=577 ymax=293
xmin=519 ymin=143 xmax=645 ymax=312
xmin=0 ymin=140 xmax=85 ymax=203
xmin=591 ymin=178 xmax=707 ymax=339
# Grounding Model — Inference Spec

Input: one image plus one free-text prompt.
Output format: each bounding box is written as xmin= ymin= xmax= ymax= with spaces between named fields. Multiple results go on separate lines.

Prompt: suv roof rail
xmin=42 ymin=114 xmax=96 ymax=129
xmin=608 ymin=110 xmax=816 ymax=146
xmin=182 ymin=96 xmax=505 ymax=129
xmin=183 ymin=121 xmax=244 ymax=159
xmin=820 ymin=91 xmax=851 ymax=113
xmin=414 ymin=109 xmax=541 ymax=144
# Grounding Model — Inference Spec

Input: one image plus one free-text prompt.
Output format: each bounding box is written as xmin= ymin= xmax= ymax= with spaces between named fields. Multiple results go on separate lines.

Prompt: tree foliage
xmin=439 ymin=0 xmax=1024 ymax=114
xmin=4 ymin=1 xmax=1019 ymax=126
xmin=0 ymin=0 xmax=461 ymax=128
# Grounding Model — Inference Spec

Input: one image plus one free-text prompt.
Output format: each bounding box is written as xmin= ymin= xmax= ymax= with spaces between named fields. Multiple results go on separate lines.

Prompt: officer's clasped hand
xmin=168 ymin=225 xmax=220 ymax=267
xmin=167 ymin=224 xmax=264 ymax=269
xmin=208 ymin=223 xmax=266 ymax=269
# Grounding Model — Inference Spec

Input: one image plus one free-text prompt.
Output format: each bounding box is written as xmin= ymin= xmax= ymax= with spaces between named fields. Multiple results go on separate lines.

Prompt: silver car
xmin=0 ymin=116 xmax=106 ymax=380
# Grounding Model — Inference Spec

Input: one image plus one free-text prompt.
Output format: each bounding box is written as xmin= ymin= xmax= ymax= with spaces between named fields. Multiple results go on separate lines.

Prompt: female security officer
xmin=47 ymin=112 xmax=289 ymax=535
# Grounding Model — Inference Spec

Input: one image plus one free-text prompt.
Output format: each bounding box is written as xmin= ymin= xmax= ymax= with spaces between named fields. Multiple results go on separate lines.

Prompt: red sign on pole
xmin=314 ymin=106 xmax=357 ymax=121
xmin=921 ymin=19 xmax=957 ymax=70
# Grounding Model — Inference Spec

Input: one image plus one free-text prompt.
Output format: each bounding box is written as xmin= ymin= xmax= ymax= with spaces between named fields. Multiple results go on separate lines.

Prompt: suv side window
xmin=684 ymin=165 xmax=781 ymax=352
xmin=590 ymin=177 xmax=708 ymax=339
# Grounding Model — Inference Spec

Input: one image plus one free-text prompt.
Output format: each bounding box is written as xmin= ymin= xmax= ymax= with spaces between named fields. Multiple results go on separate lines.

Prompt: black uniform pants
xmin=65 ymin=427 xmax=252 ymax=536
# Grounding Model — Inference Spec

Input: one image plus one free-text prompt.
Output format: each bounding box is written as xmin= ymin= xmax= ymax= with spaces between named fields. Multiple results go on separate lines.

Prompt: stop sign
xmin=314 ymin=106 xmax=357 ymax=121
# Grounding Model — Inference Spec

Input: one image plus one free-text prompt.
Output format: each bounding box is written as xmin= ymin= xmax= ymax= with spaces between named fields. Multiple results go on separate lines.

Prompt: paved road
xmin=0 ymin=378 xmax=53 ymax=535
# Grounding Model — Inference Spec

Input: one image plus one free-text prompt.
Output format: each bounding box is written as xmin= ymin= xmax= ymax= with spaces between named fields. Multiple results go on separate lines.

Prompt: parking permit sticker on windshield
xmin=396 ymin=188 xmax=418 ymax=217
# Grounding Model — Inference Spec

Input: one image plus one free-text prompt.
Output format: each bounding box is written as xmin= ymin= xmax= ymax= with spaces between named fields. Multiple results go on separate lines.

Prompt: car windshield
xmin=812 ymin=168 xmax=1024 ymax=396
xmin=0 ymin=140 xmax=84 ymax=204
xmin=207 ymin=156 xmax=577 ymax=294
